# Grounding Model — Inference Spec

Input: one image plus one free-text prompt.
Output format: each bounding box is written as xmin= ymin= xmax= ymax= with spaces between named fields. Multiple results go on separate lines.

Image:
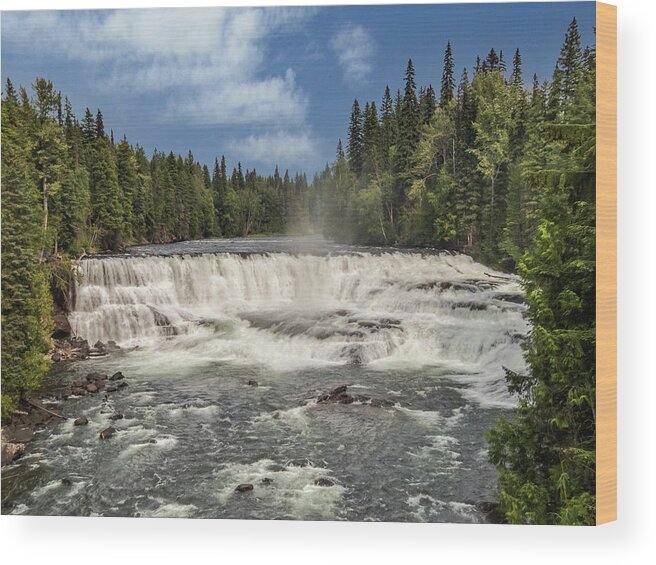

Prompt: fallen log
xmin=27 ymin=399 xmax=66 ymax=420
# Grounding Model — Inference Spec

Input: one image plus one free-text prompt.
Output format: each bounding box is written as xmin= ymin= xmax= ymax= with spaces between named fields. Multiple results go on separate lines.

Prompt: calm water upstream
xmin=1 ymin=236 xmax=528 ymax=522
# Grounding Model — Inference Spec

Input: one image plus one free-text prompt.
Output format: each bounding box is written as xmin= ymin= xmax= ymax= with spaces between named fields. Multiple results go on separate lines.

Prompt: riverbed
xmin=1 ymin=236 xmax=527 ymax=521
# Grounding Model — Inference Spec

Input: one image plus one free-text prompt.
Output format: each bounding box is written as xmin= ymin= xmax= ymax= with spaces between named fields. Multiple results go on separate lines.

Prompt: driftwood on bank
xmin=27 ymin=399 xmax=66 ymax=420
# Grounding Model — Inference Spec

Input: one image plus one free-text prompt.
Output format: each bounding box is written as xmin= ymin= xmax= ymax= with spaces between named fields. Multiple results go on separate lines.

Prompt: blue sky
xmin=1 ymin=2 xmax=595 ymax=176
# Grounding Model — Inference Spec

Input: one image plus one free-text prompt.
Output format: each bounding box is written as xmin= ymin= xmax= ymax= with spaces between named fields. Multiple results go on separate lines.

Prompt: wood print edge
xmin=595 ymin=1 xmax=617 ymax=525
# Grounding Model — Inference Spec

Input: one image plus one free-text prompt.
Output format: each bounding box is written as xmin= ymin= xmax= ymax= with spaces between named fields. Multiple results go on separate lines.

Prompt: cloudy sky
xmin=1 ymin=2 xmax=595 ymax=175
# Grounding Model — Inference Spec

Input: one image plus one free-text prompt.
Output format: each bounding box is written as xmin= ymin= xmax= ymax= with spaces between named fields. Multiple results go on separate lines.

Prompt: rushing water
xmin=2 ymin=237 xmax=528 ymax=521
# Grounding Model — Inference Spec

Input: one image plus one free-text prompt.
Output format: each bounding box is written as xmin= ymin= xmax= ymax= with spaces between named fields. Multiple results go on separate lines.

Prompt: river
xmin=1 ymin=236 xmax=528 ymax=521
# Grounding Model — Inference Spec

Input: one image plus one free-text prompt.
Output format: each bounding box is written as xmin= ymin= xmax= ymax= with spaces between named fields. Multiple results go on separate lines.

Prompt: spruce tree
xmin=511 ymin=48 xmax=523 ymax=86
xmin=347 ymin=99 xmax=364 ymax=176
xmin=550 ymin=17 xmax=584 ymax=118
xmin=1 ymin=85 xmax=52 ymax=416
xmin=440 ymin=41 xmax=455 ymax=108
xmin=95 ymin=109 xmax=105 ymax=139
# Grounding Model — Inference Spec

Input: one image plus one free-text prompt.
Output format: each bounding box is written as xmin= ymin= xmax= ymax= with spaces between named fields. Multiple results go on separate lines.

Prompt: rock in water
xmin=99 ymin=427 xmax=116 ymax=440
xmin=235 ymin=483 xmax=254 ymax=493
xmin=110 ymin=371 xmax=125 ymax=381
xmin=7 ymin=426 xmax=34 ymax=443
xmin=108 ymin=413 xmax=124 ymax=421
xmin=314 ymin=477 xmax=335 ymax=487
xmin=247 ymin=379 xmax=258 ymax=387
xmin=74 ymin=416 xmax=89 ymax=426
xmin=1 ymin=442 xmax=24 ymax=466
xmin=317 ymin=384 xmax=369 ymax=404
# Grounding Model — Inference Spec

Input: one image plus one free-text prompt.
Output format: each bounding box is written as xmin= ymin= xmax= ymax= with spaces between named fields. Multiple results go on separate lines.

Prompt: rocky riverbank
xmin=1 ymin=364 xmax=130 ymax=467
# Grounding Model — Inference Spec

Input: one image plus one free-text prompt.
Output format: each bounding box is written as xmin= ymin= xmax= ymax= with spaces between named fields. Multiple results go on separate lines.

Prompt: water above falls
xmin=3 ymin=237 xmax=528 ymax=521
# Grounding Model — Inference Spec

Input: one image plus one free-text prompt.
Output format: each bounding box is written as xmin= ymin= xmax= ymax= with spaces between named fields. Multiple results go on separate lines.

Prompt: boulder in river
xmin=261 ymin=477 xmax=274 ymax=485
xmin=6 ymin=425 xmax=34 ymax=444
xmin=247 ymin=379 xmax=258 ymax=387
xmin=86 ymin=384 xmax=98 ymax=393
xmin=110 ymin=371 xmax=125 ymax=381
xmin=314 ymin=477 xmax=335 ymax=487
xmin=108 ymin=413 xmax=124 ymax=421
xmin=235 ymin=483 xmax=254 ymax=493
xmin=317 ymin=384 xmax=369 ymax=405
xmin=74 ymin=416 xmax=89 ymax=426
xmin=1 ymin=442 xmax=24 ymax=466
xmin=99 ymin=427 xmax=116 ymax=440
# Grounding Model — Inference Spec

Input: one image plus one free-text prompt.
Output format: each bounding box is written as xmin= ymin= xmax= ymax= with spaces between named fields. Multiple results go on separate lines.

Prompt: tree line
xmin=1 ymin=78 xmax=311 ymax=416
xmin=312 ymin=17 xmax=596 ymax=524
xmin=2 ymin=16 xmax=596 ymax=525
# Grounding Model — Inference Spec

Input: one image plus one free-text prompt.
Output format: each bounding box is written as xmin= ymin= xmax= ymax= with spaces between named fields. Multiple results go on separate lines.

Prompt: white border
xmin=0 ymin=0 xmax=654 ymax=563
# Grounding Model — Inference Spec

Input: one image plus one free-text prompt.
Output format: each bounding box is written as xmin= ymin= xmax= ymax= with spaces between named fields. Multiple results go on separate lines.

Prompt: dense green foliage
xmin=314 ymin=18 xmax=597 ymax=524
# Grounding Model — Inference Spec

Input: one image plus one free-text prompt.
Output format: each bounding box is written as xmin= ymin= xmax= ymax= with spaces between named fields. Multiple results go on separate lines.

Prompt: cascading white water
xmin=70 ymin=251 xmax=528 ymax=407
xmin=6 ymin=244 xmax=530 ymax=519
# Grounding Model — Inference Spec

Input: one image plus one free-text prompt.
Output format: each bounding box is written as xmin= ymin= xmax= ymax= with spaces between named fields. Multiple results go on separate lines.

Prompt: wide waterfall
xmin=5 ymin=240 xmax=529 ymax=521
xmin=70 ymin=251 xmax=527 ymax=405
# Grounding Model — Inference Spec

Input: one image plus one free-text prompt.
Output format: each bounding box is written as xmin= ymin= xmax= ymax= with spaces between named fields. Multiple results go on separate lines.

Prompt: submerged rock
xmin=261 ymin=477 xmax=274 ymax=485
xmin=313 ymin=477 xmax=335 ymax=487
xmin=108 ymin=413 xmax=124 ymax=421
xmin=110 ymin=371 xmax=125 ymax=381
xmin=317 ymin=384 xmax=369 ymax=404
xmin=99 ymin=427 xmax=116 ymax=440
xmin=247 ymin=379 xmax=258 ymax=387
xmin=74 ymin=416 xmax=89 ymax=426
xmin=235 ymin=483 xmax=254 ymax=493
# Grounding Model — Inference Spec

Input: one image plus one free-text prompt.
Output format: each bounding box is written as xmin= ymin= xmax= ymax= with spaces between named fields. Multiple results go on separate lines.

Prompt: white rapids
xmin=70 ymin=251 xmax=528 ymax=408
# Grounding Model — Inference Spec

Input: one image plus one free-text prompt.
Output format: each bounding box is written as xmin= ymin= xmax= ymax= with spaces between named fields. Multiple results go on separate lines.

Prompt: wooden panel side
xmin=596 ymin=1 xmax=617 ymax=525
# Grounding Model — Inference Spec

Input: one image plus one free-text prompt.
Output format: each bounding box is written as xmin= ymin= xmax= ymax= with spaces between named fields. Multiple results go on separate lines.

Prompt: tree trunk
xmin=40 ymin=178 xmax=48 ymax=261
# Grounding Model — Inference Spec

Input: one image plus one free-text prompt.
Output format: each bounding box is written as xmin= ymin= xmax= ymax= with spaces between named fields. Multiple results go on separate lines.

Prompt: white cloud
xmin=331 ymin=24 xmax=374 ymax=84
xmin=2 ymin=7 xmax=314 ymax=127
xmin=228 ymin=131 xmax=318 ymax=165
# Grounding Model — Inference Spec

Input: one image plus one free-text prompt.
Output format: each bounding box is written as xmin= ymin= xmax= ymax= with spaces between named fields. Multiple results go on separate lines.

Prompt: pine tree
xmin=485 ymin=48 xmax=500 ymax=72
xmin=380 ymin=85 xmax=396 ymax=168
xmin=511 ymin=48 xmax=523 ymax=86
xmin=116 ymin=136 xmax=138 ymax=239
xmin=347 ymin=99 xmax=364 ymax=176
xmin=82 ymin=108 xmax=95 ymax=143
xmin=1 ymin=83 xmax=52 ymax=416
xmin=336 ymin=139 xmax=345 ymax=160
xmin=90 ymin=138 xmax=124 ymax=249
xmin=95 ymin=109 xmax=105 ymax=139
xmin=440 ymin=41 xmax=455 ymax=108
xmin=362 ymin=101 xmax=381 ymax=177
xmin=550 ymin=17 xmax=584 ymax=119
xmin=393 ymin=58 xmax=420 ymax=225
xmin=420 ymin=84 xmax=437 ymax=124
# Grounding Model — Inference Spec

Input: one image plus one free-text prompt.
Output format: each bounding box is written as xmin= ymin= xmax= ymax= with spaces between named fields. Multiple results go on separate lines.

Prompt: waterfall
xmin=70 ymin=251 xmax=528 ymax=404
